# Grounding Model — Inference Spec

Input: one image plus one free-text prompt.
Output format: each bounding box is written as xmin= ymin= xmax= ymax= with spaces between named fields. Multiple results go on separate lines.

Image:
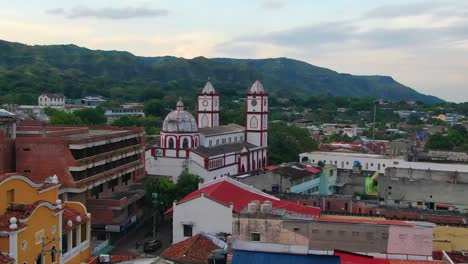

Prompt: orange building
xmin=0 ymin=173 xmax=91 ymax=264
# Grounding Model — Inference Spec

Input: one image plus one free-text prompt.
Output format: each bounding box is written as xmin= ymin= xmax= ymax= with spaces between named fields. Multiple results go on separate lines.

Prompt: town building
xmin=233 ymin=208 xmax=435 ymax=260
xmin=299 ymin=151 xmax=468 ymax=174
xmin=38 ymin=93 xmax=66 ymax=107
xmin=14 ymin=122 xmax=146 ymax=243
xmin=0 ymin=109 xmax=16 ymax=174
xmin=80 ymin=96 xmax=106 ymax=107
xmin=151 ymin=80 xmax=269 ymax=182
xmin=0 ymin=173 xmax=91 ymax=264
xmin=167 ymin=177 xmax=320 ymax=244
xmin=237 ymin=163 xmax=337 ymax=195
xmin=104 ymin=107 xmax=145 ymax=124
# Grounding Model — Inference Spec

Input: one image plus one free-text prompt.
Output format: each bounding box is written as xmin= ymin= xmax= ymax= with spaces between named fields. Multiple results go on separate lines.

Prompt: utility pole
xmin=152 ymin=193 xmax=158 ymax=240
xmin=372 ymin=101 xmax=377 ymax=153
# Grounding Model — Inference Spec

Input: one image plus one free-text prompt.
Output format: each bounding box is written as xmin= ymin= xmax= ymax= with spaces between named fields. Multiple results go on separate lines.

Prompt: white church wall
xmin=200 ymin=132 xmax=245 ymax=148
xmin=153 ymin=157 xmax=186 ymax=181
xmin=188 ymin=161 xmax=238 ymax=182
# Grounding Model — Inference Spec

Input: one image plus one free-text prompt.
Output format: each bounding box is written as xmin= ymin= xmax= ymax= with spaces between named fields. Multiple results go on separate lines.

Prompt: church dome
xmin=162 ymin=99 xmax=198 ymax=133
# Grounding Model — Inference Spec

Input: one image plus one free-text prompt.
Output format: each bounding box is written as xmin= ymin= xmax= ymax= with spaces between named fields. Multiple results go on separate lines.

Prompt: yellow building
xmin=0 ymin=173 xmax=92 ymax=264
xmin=433 ymin=226 xmax=468 ymax=252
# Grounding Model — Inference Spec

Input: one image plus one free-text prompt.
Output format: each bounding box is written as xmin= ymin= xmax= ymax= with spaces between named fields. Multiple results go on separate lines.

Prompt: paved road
xmin=111 ymin=220 xmax=173 ymax=257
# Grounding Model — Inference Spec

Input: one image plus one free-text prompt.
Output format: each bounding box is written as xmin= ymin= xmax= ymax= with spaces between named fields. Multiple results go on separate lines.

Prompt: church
xmin=150 ymin=80 xmax=269 ymax=182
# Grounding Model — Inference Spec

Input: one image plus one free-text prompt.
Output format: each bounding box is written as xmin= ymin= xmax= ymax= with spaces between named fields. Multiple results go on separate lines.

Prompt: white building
xmin=169 ymin=177 xmax=320 ymax=244
xmin=299 ymin=151 xmax=468 ymax=173
xmin=38 ymin=93 xmax=65 ymax=107
xmin=104 ymin=107 xmax=145 ymax=124
xmin=151 ymin=80 xmax=269 ymax=182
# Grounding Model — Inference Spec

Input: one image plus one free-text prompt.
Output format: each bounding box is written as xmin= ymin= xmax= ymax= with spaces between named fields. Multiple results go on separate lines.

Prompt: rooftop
xmin=167 ymin=178 xmax=320 ymax=217
xmin=192 ymin=142 xmax=258 ymax=157
xmin=199 ymin=124 xmax=245 ymax=136
xmin=160 ymin=234 xmax=221 ymax=263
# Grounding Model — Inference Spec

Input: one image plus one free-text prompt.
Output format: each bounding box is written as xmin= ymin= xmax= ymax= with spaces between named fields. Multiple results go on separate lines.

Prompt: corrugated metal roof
xmin=231 ymin=250 xmax=340 ymax=264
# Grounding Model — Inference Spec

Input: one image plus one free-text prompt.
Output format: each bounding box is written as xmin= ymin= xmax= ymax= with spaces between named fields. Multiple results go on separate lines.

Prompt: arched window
xmin=250 ymin=116 xmax=258 ymax=129
xmin=201 ymin=114 xmax=209 ymax=128
xmin=168 ymin=138 xmax=174 ymax=149
xmin=183 ymin=138 xmax=189 ymax=149
xmin=195 ymin=137 xmax=199 ymax=147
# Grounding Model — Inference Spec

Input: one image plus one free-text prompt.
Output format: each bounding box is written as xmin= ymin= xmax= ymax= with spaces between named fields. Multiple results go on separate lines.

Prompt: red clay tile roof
xmin=0 ymin=253 xmax=14 ymax=264
xmin=62 ymin=206 xmax=89 ymax=232
xmin=0 ymin=201 xmax=60 ymax=232
xmin=160 ymin=234 xmax=221 ymax=263
xmin=388 ymin=261 xmax=441 ymax=264
xmin=166 ymin=179 xmax=320 ymax=217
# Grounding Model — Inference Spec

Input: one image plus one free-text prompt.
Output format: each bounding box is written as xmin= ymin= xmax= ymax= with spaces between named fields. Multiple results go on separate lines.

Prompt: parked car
xmin=143 ymin=239 xmax=162 ymax=253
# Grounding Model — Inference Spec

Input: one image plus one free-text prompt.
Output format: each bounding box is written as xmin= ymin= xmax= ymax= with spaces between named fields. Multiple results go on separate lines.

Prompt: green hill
xmin=0 ymin=39 xmax=443 ymax=104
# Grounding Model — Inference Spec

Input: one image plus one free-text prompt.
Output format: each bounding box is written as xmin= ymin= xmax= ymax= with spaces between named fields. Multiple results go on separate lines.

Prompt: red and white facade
xmin=197 ymin=81 xmax=220 ymax=128
xmin=150 ymin=80 xmax=269 ymax=182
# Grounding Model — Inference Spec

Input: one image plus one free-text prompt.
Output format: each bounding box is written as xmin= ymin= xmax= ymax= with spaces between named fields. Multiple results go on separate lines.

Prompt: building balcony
xmin=74 ymin=160 xmax=144 ymax=187
xmin=87 ymin=182 xmax=145 ymax=210
xmin=74 ymin=144 xmax=142 ymax=166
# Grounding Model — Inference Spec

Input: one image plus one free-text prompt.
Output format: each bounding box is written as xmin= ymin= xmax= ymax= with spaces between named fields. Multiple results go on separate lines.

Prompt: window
xmin=222 ymin=138 xmax=226 ymax=144
xmin=366 ymin=232 xmax=374 ymax=239
xmin=35 ymin=230 xmax=45 ymax=245
xmin=62 ymin=233 xmax=68 ymax=253
xmin=122 ymin=173 xmax=131 ymax=185
xmin=182 ymin=138 xmax=189 ymax=149
xmin=108 ymin=178 xmax=118 ymax=191
xmin=6 ymin=189 xmax=14 ymax=204
xmin=168 ymin=138 xmax=175 ymax=149
xmin=250 ymin=233 xmax=261 ymax=241
xmin=72 ymin=228 xmax=77 ymax=248
xmin=228 ymin=137 xmax=232 ymax=143
xmin=183 ymin=224 xmax=193 ymax=237
xmin=393 ymin=161 xmax=399 ymax=165
xmin=24 ymin=169 xmax=31 ymax=173
xmin=312 ymin=229 xmax=320 ymax=234
xmin=21 ymin=240 xmax=27 ymax=250
xmin=209 ymin=140 xmax=212 ymax=146
xmin=352 ymin=231 xmax=360 ymax=237
xmin=250 ymin=116 xmax=258 ymax=128
xmin=23 ymin=148 xmax=31 ymax=151
xmin=216 ymin=139 xmax=219 ymax=145
xmin=80 ymin=223 xmax=87 ymax=243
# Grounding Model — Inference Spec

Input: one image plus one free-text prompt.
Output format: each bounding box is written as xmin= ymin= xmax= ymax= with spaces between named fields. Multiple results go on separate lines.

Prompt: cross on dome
xmin=176 ymin=98 xmax=184 ymax=111
xmin=250 ymin=80 xmax=265 ymax=94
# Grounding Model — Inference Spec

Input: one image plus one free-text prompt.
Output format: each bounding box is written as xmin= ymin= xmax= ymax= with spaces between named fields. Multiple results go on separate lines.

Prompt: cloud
xmin=364 ymin=1 xmax=444 ymax=19
xmin=45 ymin=6 xmax=168 ymax=20
xmin=260 ymin=0 xmax=285 ymax=9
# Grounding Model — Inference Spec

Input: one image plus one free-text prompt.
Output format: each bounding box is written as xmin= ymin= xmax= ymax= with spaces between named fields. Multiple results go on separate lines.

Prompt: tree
xmin=74 ymin=108 xmax=106 ymax=125
xmin=49 ymin=111 xmax=83 ymax=125
xmin=268 ymin=122 xmax=318 ymax=164
xmin=144 ymin=99 xmax=166 ymax=117
xmin=144 ymin=176 xmax=177 ymax=215
xmin=425 ymin=134 xmax=454 ymax=150
xmin=43 ymin=106 xmax=59 ymax=117
xmin=176 ymin=171 xmax=203 ymax=198
xmin=447 ymin=129 xmax=464 ymax=147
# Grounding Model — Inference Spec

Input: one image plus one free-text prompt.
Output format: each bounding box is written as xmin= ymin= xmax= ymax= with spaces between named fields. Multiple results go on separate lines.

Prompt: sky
xmin=0 ymin=0 xmax=467 ymax=102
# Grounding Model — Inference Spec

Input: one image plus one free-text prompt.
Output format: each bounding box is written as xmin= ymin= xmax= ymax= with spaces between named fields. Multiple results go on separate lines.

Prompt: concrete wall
xmin=387 ymin=225 xmax=433 ymax=256
xmin=172 ymin=195 xmax=233 ymax=244
xmin=300 ymin=152 xmax=468 ymax=173
xmin=237 ymin=171 xmax=292 ymax=193
xmin=380 ymin=167 xmax=468 ymax=208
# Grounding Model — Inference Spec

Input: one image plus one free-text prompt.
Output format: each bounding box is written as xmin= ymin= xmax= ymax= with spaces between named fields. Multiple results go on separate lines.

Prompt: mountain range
xmin=0 ymin=39 xmax=443 ymax=104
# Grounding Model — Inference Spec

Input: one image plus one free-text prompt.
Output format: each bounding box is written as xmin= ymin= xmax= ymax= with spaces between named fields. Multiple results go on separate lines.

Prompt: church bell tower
xmin=197 ymin=80 xmax=220 ymax=128
xmin=245 ymin=80 xmax=268 ymax=148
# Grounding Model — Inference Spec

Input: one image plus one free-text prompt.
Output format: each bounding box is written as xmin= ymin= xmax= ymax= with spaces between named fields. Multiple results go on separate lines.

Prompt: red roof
xmin=160 ymin=234 xmax=221 ymax=263
xmin=335 ymin=250 xmax=389 ymax=264
xmin=62 ymin=206 xmax=90 ymax=232
xmin=318 ymin=217 xmax=414 ymax=227
xmin=304 ymin=165 xmax=321 ymax=174
xmin=0 ymin=201 xmax=58 ymax=231
xmin=166 ymin=179 xmax=320 ymax=217
xmin=265 ymin=165 xmax=280 ymax=170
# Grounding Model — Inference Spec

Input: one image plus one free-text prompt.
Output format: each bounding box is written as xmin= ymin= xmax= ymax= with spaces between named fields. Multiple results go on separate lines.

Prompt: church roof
xmin=199 ymin=124 xmax=245 ymax=136
xmin=249 ymin=80 xmax=266 ymax=94
xmin=162 ymin=100 xmax=198 ymax=133
xmin=192 ymin=142 xmax=258 ymax=157
xmin=201 ymin=81 xmax=216 ymax=94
